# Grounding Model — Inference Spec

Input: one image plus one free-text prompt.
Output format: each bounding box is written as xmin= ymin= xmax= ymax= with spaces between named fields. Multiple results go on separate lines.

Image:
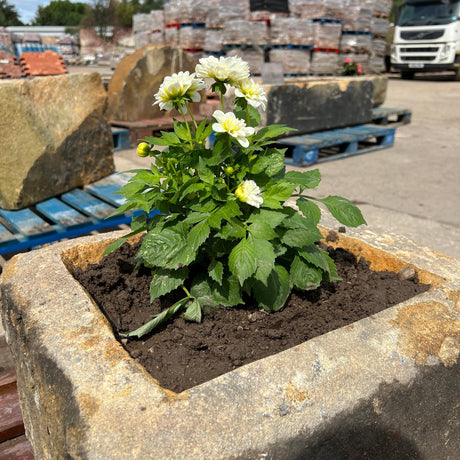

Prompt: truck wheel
xmin=454 ymin=69 xmax=460 ymax=81
xmin=401 ymin=71 xmax=415 ymax=80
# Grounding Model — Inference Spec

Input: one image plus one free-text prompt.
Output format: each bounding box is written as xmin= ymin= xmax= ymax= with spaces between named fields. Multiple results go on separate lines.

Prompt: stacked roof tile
xmin=20 ymin=50 xmax=67 ymax=77
xmin=0 ymin=50 xmax=23 ymax=79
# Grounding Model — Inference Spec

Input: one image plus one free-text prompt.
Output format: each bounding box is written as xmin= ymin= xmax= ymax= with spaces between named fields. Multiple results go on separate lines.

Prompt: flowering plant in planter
xmin=107 ymin=56 xmax=366 ymax=338
xmin=341 ymin=57 xmax=362 ymax=76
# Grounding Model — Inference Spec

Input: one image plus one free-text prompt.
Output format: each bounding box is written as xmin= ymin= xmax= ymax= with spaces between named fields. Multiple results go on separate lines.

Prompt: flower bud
xmin=225 ymin=166 xmax=234 ymax=175
xmin=137 ymin=142 xmax=150 ymax=157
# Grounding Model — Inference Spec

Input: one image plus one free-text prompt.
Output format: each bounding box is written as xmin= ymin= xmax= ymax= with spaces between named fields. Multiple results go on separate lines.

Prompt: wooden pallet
xmin=372 ymin=107 xmax=412 ymax=126
xmin=280 ymin=124 xmax=396 ymax=167
xmin=0 ymin=173 xmax=151 ymax=256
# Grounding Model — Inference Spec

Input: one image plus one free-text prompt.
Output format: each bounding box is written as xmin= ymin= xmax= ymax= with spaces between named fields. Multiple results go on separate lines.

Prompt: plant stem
xmin=182 ymin=285 xmax=193 ymax=299
xmin=179 ymin=105 xmax=194 ymax=149
xmin=185 ymin=102 xmax=198 ymax=130
xmin=220 ymin=92 xmax=224 ymax=111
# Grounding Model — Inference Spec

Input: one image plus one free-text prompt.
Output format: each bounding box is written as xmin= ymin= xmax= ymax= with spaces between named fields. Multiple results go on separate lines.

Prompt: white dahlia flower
xmin=235 ymin=180 xmax=263 ymax=208
xmin=195 ymin=56 xmax=250 ymax=85
xmin=235 ymin=78 xmax=267 ymax=111
xmin=212 ymin=110 xmax=255 ymax=148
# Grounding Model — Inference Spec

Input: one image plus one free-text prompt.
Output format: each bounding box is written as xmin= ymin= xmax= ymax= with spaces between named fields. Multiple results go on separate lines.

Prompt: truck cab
xmin=391 ymin=0 xmax=460 ymax=79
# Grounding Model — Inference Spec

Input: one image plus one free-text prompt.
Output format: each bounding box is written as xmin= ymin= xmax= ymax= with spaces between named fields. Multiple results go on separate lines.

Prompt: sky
xmin=14 ymin=0 xmax=85 ymax=25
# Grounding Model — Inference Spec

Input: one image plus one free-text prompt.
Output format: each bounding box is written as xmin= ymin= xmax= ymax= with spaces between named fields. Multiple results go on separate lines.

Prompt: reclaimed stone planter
xmin=1 ymin=224 xmax=459 ymax=459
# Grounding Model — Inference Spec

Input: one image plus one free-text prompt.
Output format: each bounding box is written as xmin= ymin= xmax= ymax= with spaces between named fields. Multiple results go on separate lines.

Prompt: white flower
xmin=235 ymin=180 xmax=263 ymax=208
xmin=154 ymin=71 xmax=206 ymax=111
xmin=212 ymin=110 xmax=255 ymax=148
xmin=195 ymin=56 xmax=250 ymax=85
xmin=235 ymin=78 xmax=267 ymax=111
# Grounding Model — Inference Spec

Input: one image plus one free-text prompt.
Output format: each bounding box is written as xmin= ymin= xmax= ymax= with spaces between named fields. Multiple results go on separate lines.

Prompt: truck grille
xmin=400 ymin=47 xmax=438 ymax=53
xmin=400 ymin=30 xmax=444 ymax=40
xmin=403 ymin=56 xmax=436 ymax=61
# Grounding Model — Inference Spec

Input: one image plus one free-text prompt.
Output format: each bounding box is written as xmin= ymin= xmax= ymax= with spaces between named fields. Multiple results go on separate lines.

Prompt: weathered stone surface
xmin=107 ymin=45 xmax=200 ymax=122
xmin=371 ymin=75 xmax=388 ymax=107
xmin=262 ymin=78 xmax=375 ymax=135
xmin=0 ymin=73 xmax=114 ymax=210
xmin=1 ymin=224 xmax=459 ymax=459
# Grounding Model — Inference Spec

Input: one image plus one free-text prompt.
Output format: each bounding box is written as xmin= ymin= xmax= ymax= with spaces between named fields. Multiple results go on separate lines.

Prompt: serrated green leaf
xmin=253 ymin=265 xmax=290 ymax=311
xmin=161 ymin=131 xmax=181 ymax=145
xmin=316 ymin=195 xmax=366 ymax=227
xmin=103 ymin=227 xmax=145 ymax=256
xmin=216 ymin=217 xmax=246 ymax=239
xmin=141 ymin=136 xmax=170 ymax=146
xmin=208 ymin=200 xmax=241 ymax=228
xmin=290 ymin=256 xmax=322 ymax=290
xmin=120 ymin=297 xmax=188 ymax=338
xmin=150 ymin=267 xmax=188 ymax=301
xmin=208 ymin=259 xmax=224 ymax=285
xmin=195 ymin=118 xmax=212 ymax=143
xmin=253 ymin=237 xmax=276 ymax=284
xmin=297 ymin=198 xmax=322 ymax=225
xmin=234 ymin=104 xmax=260 ymax=127
xmin=184 ymin=299 xmax=202 ymax=322
xmin=190 ymin=274 xmax=219 ymax=307
xmin=253 ymin=124 xmax=296 ymax=142
xmin=190 ymin=198 xmax=217 ymax=213
xmin=248 ymin=222 xmax=278 ymax=240
xmin=262 ymin=181 xmax=297 ymax=203
xmin=265 ymin=151 xmax=286 ymax=176
xmin=247 ymin=208 xmax=290 ymax=227
xmin=169 ymin=220 xmax=210 ymax=267
xmin=229 ymin=236 xmax=257 ymax=285
xmin=281 ymin=226 xmax=322 ymax=248
xmin=297 ymin=244 xmax=330 ymax=272
xmin=284 ymin=169 xmax=321 ymax=189
xmin=322 ymin=251 xmax=342 ymax=282
xmin=174 ymin=119 xmax=191 ymax=142
xmin=198 ymin=157 xmax=215 ymax=184
xmin=179 ymin=182 xmax=207 ymax=201
xmin=212 ymin=274 xmax=243 ymax=306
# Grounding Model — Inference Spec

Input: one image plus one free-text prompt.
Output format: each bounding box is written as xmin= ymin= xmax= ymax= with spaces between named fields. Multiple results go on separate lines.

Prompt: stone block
xmin=0 ymin=73 xmax=114 ymax=210
xmin=1 ymin=221 xmax=459 ymax=459
xmin=107 ymin=45 xmax=201 ymax=122
xmin=262 ymin=77 xmax=375 ymax=135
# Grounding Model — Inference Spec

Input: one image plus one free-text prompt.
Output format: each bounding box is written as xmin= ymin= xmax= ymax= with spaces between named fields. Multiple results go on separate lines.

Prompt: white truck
xmin=391 ymin=0 xmax=460 ymax=79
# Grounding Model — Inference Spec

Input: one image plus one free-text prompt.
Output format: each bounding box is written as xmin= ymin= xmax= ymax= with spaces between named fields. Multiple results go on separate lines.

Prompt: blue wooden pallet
xmin=111 ymin=127 xmax=131 ymax=151
xmin=372 ymin=107 xmax=412 ymax=126
xmin=0 ymin=173 xmax=155 ymax=255
xmin=280 ymin=124 xmax=396 ymax=167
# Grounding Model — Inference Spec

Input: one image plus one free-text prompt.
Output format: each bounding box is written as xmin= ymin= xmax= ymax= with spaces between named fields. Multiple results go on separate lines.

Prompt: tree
xmin=0 ymin=0 xmax=23 ymax=26
xmin=32 ymin=0 xmax=88 ymax=26
xmin=135 ymin=0 xmax=164 ymax=13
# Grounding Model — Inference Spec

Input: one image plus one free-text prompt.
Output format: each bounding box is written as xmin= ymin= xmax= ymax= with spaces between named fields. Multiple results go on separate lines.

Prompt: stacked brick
xmin=133 ymin=10 xmax=165 ymax=49
xmin=0 ymin=50 xmax=23 ymax=79
xmin=20 ymin=50 xmax=67 ymax=77
xmin=133 ymin=0 xmax=392 ymax=76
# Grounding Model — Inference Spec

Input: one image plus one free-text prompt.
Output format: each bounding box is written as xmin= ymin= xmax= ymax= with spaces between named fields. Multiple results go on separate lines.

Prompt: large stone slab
xmin=0 ymin=73 xmax=114 ymax=210
xmin=1 ymin=222 xmax=459 ymax=459
xmin=262 ymin=77 xmax=376 ymax=135
xmin=107 ymin=45 xmax=200 ymax=122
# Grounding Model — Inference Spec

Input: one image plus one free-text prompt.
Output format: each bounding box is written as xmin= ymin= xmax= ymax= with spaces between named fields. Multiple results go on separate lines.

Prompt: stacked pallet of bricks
xmin=0 ymin=50 xmax=23 ymax=79
xmin=133 ymin=10 xmax=165 ymax=49
xmin=133 ymin=0 xmax=392 ymax=76
xmin=20 ymin=50 xmax=67 ymax=77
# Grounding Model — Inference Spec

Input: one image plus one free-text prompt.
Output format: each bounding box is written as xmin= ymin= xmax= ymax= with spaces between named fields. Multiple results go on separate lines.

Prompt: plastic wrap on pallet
xmin=223 ymin=20 xmax=268 ymax=45
xmin=289 ymin=0 xmax=345 ymax=20
xmin=249 ymin=10 xmax=290 ymax=21
xmin=371 ymin=17 xmax=390 ymax=37
xmin=206 ymin=0 xmax=250 ymax=28
xmin=310 ymin=50 xmax=339 ymax=74
xmin=372 ymin=0 xmax=392 ymax=18
xmin=150 ymin=10 xmax=165 ymax=31
xmin=340 ymin=33 xmax=372 ymax=53
xmin=205 ymin=29 xmax=224 ymax=52
xmin=368 ymin=54 xmax=385 ymax=73
xmin=150 ymin=31 xmax=165 ymax=45
xmin=134 ymin=31 xmax=150 ymax=50
xmin=179 ymin=26 xmax=206 ymax=50
xmin=23 ymin=33 xmax=41 ymax=43
xmin=342 ymin=7 xmax=372 ymax=31
xmin=269 ymin=48 xmax=311 ymax=74
xmin=226 ymin=47 xmax=265 ymax=74
xmin=313 ymin=22 xmax=342 ymax=49
xmin=371 ymin=38 xmax=386 ymax=57
xmin=164 ymin=1 xmax=180 ymax=25
xmin=133 ymin=14 xmax=151 ymax=33
xmin=185 ymin=50 xmax=204 ymax=62
xmin=165 ymin=27 xmax=180 ymax=47
xmin=270 ymin=18 xmax=313 ymax=45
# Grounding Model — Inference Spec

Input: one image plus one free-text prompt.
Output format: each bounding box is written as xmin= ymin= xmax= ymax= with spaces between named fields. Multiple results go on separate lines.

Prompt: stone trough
xmin=1 ymin=223 xmax=459 ymax=459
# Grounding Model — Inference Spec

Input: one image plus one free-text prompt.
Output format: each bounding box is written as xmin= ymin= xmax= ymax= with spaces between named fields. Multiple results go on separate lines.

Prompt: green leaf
xmin=208 ymin=259 xmax=224 ymax=285
xmin=322 ymin=251 xmax=342 ymax=282
xmin=298 ymin=244 xmax=330 ymax=272
xmin=169 ymin=220 xmax=210 ymax=267
xmin=184 ymin=299 xmax=202 ymax=322
xmin=284 ymin=169 xmax=321 ymax=189
xmin=197 ymin=157 xmax=215 ymax=185
xmin=121 ymin=297 xmax=188 ymax=338
xmin=208 ymin=200 xmax=241 ymax=228
xmin=290 ymin=256 xmax=322 ymax=290
xmin=262 ymin=181 xmax=297 ymax=203
xmin=247 ymin=208 xmax=291 ymax=227
xmin=174 ymin=119 xmax=191 ymax=142
xmin=253 ymin=124 xmax=296 ymax=142
xmin=248 ymin=222 xmax=278 ymax=240
xmin=315 ymin=196 xmax=366 ymax=227
xmin=229 ymin=236 xmax=257 ymax=285
xmin=264 ymin=150 xmax=286 ymax=176
xmin=212 ymin=274 xmax=243 ymax=306
xmin=150 ymin=267 xmax=188 ymax=301
xmin=137 ymin=224 xmax=187 ymax=268
xmin=103 ymin=228 xmax=145 ymax=256
xmin=253 ymin=237 xmax=276 ymax=284
xmin=234 ymin=104 xmax=260 ymax=127
xmin=195 ymin=118 xmax=212 ymax=144
xmin=281 ymin=226 xmax=323 ymax=248
xmin=190 ymin=274 xmax=219 ymax=307
xmin=141 ymin=136 xmax=170 ymax=146
xmin=297 ymin=198 xmax=322 ymax=226
xmin=161 ymin=131 xmax=181 ymax=145
xmin=216 ymin=217 xmax=246 ymax=239
xmin=253 ymin=265 xmax=290 ymax=311
xmin=179 ymin=182 xmax=207 ymax=201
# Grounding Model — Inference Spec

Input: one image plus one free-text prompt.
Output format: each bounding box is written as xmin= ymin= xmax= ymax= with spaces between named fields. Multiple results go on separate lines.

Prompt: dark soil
xmin=74 ymin=239 xmax=430 ymax=393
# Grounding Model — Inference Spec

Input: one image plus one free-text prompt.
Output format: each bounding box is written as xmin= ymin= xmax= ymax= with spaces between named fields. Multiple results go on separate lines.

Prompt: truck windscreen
xmin=398 ymin=0 xmax=460 ymax=26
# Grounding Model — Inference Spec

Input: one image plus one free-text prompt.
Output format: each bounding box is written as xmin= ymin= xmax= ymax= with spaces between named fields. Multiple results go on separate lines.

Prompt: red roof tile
xmin=0 ymin=50 xmax=23 ymax=79
xmin=20 ymin=50 xmax=67 ymax=77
